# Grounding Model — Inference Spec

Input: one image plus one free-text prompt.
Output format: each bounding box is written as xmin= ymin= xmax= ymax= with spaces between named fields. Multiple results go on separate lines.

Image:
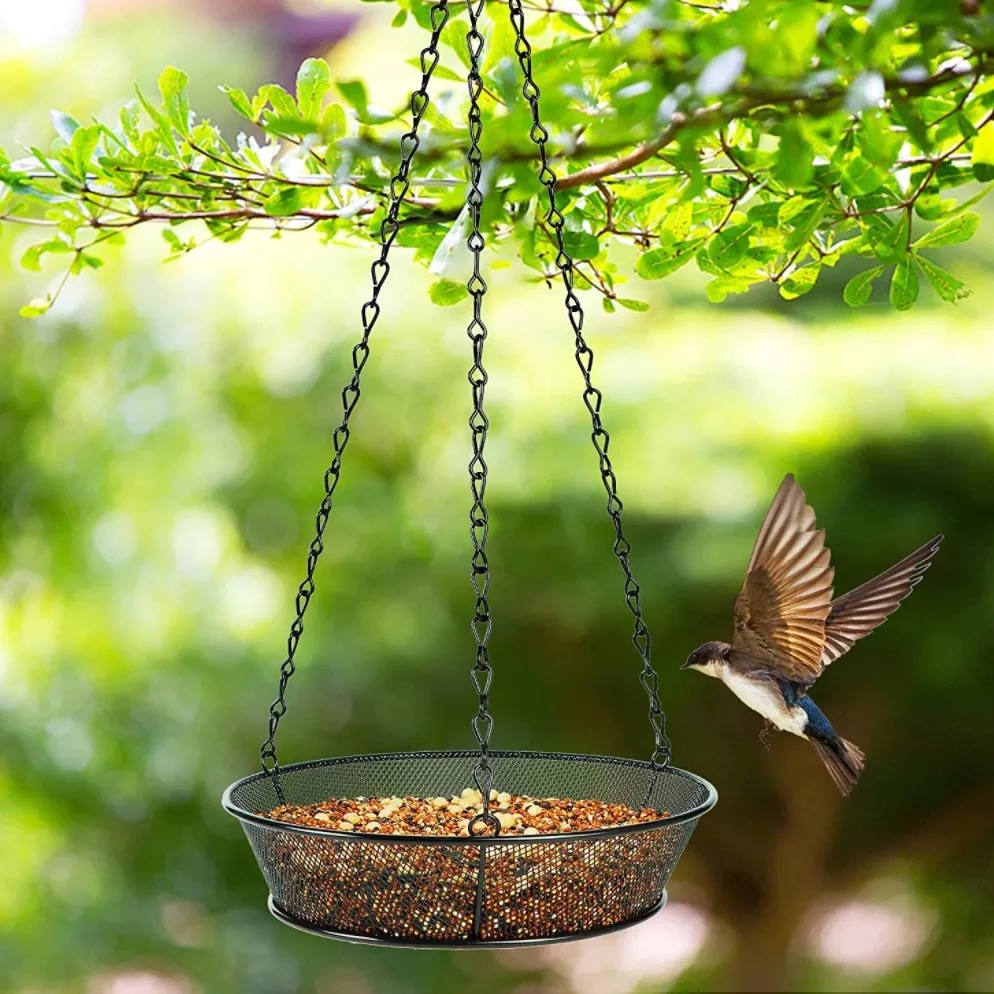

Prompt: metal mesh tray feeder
xmin=222 ymin=0 xmax=716 ymax=947
xmin=224 ymin=752 xmax=715 ymax=946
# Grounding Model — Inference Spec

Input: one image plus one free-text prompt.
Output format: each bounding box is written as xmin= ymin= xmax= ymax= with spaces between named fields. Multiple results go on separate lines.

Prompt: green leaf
xmin=259 ymin=84 xmax=298 ymax=118
xmin=705 ymin=275 xmax=754 ymax=302
xmin=71 ymin=252 xmax=104 ymax=274
xmin=782 ymin=199 xmax=827 ymax=252
xmin=840 ymin=154 xmax=887 ymax=196
xmin=892 ymin=100 xmax=931 ymax=152
xmin=914 ymin=194 xmax=945 ymax=220
xmin=890 ymin=257 xmax=919 ymax=310
xmin=119 ymin=101 xmax=140 ymax=143
xmin=777 ymin=196 xmax=811 ymax=226
xmin=338 ymin=80 xmax=367 ymax=114
xmin=159 ymin=66 xmax=191 ymax=136
xmin=709 ymin=174 xmax=747 ymax=200
xmin=773 ymin=2 xmax=819 ymax=74
xmin=859 ymin=111 xmax=902 ymax=171
xmin=774 ymin=124 xmax=814 ymax=188
xmin=296 ymin=58 xmax=331 ymax=118
xmin=50 ymin=111 xmax=80 ymax=144
xmin=97 ymin=120 xmax=129 ymax=155
xmin=263 ymin=187 xmax=303 ymax=217
xmin=429 ymin=279 xmax=468 ymax=306
xmin=871 ymin=214 xmax=910 ymax=263
xmin=662 ymin=200 xmax=693 ymax=240
xmin=21 ymin=238 xmax=73 ymax=272
xmin=615 ymin=297 xmax=650 ymax=312
xmin=914 ymin=254 xmax=970 ymax=303
xmin=843 ymin=265 xmax=885 ymax=307
xmin=263 ymin=116 xmax=320 ymax=138
xmin=972 ymin=122 xmax=994 ymax=182
xmin=19 ymin=296 xmax=53 ymax=318
xmin=913 ymin=212 xmax=980 ymax=248
xmin=135 ymin=85 xmax=177 ymax=154
xmin=162 ymin=229 xmax=185 ymax=253
xmin=745 ymin=203 xmax=780 ymax=230
xmin=635 ymin=241 xmax=700 ymax=280
xmin=561 ymin=230 xmax=600 ymax=261
xmin=321 ymin=103 xmax=348 ymax=141
xmin=220 ymin=85 xmax=253 ymax=119
xmin=956 ymin=112 xmax=978 ymax=141
xmin=933 ymin=160 xmax=976 ymax=189
xmin=779 ymin=265 xmax=820 ymax=300
xmin=709 ymin=224 xmax=751 ymax=269
xmin=70 ymin=126 xmax=100 ymax=177
xmin=337 ymin=80 xmax=393 ymax=124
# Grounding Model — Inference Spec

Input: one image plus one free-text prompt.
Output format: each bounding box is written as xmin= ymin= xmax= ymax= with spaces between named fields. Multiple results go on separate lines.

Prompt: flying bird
xmin=682 ymin=474 xmax=942 ymax=795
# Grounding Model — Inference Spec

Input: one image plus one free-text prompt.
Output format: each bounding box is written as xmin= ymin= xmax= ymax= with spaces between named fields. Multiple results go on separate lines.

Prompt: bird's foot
xmin=759 ymin=720 xmax=775 ymax=750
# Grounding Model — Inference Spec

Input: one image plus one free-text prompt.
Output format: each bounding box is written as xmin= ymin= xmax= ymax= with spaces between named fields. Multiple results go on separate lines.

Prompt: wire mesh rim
xmin=222 ymin=749 xmax=717 ymax=846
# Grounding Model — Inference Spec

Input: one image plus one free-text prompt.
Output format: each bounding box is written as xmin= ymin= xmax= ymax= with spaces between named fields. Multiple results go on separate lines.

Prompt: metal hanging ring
xmin=468 ymin=811 xmax=502 ymax=837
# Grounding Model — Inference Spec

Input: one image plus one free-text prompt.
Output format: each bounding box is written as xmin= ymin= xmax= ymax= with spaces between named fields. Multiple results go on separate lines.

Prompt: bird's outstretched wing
xmin=731 ymin=474 xmax=835 ymax=682
xmin=821 ymin=534 xmax=943 ymax=667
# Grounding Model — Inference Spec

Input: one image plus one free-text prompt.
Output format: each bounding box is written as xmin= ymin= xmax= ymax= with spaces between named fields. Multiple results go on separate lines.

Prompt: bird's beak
xmin=680 ymin=659 xmax=692 ymax=670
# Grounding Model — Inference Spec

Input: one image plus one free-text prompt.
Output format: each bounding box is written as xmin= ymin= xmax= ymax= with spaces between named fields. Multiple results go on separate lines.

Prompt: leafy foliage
xmin=2 ymin=0 xmax=994 ymax=314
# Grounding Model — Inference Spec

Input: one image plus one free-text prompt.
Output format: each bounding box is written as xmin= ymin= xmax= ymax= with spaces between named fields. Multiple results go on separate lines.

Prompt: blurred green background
xmin=2 ymin=3 xmax=994 ymax=992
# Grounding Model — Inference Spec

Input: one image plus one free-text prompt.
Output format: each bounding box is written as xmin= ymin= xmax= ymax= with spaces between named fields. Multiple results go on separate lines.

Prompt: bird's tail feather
xmin=811 ymin=736 xmax=865 ymax=796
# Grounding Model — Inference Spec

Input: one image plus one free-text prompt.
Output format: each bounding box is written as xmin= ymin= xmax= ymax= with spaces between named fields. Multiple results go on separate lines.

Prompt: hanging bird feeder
xmin=222 ymin=0 xmax=716 ymax=947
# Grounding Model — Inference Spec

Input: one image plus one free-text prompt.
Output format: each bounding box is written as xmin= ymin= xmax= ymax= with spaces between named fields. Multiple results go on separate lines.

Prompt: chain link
xmin=259 ymin=0 xmax=452 ymax=792
xmin=462 ymin=0 xmax=500 ymax=834
xmin=504 ymin=0 xmax=672 ymax=770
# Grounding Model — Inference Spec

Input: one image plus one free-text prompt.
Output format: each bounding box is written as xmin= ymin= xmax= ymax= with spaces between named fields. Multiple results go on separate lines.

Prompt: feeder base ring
xmin=267 ymin=891 xmax=668 ymax=948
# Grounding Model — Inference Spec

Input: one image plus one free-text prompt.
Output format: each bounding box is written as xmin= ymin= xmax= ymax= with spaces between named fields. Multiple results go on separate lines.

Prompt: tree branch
xmin=558 ymin=56 xmax=991 ymax=190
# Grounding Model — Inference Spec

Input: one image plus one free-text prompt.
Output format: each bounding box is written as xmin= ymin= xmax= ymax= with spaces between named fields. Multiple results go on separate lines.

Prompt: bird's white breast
xmin=718 ymin=666 xmax=808 ymax=737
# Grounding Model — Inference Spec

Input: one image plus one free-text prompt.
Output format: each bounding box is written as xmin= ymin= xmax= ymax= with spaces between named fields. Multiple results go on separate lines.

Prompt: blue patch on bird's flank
xmin=776 ymin=679 xmax=801 ymax=706
xmin=798 ymin=696 xmax=837 ymax=741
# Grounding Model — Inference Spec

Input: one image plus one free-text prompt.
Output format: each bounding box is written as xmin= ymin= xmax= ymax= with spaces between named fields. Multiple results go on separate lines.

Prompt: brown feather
xmin=811 ymin=737 xmax=865 ymax=796
xmin=821 ymin=534 xmax=943 ymax=667
xmin=731 ymin=474 xmax=835 ymax=681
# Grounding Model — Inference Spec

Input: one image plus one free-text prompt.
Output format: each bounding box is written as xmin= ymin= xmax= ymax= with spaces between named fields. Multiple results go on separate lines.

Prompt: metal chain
xmin=504 ymin=0 xmax=672 ymax=770
xmin=259 ymin=0 xmax=452 ymax=791
xmin=462 ymin=0 xmax=501 ymax=839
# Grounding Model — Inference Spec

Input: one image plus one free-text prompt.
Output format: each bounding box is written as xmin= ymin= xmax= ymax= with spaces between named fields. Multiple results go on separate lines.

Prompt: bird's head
xmin=681 ymin=640 xmax=731 ymax=677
